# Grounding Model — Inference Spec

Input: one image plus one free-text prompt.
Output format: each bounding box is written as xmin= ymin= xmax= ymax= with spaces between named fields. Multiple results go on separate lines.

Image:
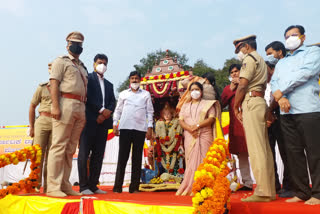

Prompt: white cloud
xmin=0 ymin=0 xmax=26 ymax=16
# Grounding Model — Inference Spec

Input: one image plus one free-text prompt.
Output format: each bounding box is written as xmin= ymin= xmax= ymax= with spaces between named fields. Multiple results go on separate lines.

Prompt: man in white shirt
xmin=78 ymin=54 xmax=116 ymax=195
xmin=113 ymin=71 xmax=154 ymax=193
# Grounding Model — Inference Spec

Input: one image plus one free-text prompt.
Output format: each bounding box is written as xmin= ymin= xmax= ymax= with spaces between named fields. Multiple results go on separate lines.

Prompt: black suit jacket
xmin=85 ymin=72 xmax=116 ymax=129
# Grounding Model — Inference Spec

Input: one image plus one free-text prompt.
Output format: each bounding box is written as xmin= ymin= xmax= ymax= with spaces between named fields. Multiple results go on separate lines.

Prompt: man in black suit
xmin=78 ymin=54 xmax=116 ymax=194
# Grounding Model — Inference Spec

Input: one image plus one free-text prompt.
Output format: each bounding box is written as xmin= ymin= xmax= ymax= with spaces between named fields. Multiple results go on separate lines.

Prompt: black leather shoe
xmin=113 ymin=188 xmax=122 ymax=193
xmin=277 ymin=188 xmax=285 ymax=194
xmin=238 ymin=186 xmax=253 ymax=191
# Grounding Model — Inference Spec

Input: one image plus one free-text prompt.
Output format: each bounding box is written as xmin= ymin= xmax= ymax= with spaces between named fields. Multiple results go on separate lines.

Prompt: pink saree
xmin=176 ymin=99 xmax=221 ymax=195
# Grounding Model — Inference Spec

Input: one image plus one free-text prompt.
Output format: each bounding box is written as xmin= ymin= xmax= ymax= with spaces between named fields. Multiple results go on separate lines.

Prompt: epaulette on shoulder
xmin=83 ymin=65 xmax=88 ymax=74
xmin=247 ymin=53 xmax=257 ymax=62
xmin=58 ymin=55 xmax=69 ymax=59
xmin=39 ymin=81 xmax=49 ymax=86
xmin=57 ymin=55 xmax=71 ymax=62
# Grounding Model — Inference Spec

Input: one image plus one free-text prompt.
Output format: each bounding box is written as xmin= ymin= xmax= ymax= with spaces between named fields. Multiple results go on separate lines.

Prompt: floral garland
xmin=141 ymin=70 xmax=190 ymax=82
xmin=0 ymin=145 xmax=42 ymax=199
xmin=149 ymin=81 xmax=172 ymax=98
xmin=155 ymin=118 xmax=183 ymax=173
xmin=192 ymin=138 xmax=231 ymax=214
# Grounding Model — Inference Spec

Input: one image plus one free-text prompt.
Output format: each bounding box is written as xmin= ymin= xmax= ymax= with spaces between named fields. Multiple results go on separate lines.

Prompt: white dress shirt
xmin=113 ymin=88 xmax=154 ymax=132
xmin=98 ymin=74 xmax=106 ymax=113
xmin=264 ymin=83 xmax=272 ymax=107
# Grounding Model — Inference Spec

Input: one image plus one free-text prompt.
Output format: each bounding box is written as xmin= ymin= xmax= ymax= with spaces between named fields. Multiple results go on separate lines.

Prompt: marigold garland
xmin=141 ymin=70 xmax=190 ymax=83
xmin=192 ymin=138 xmax=231 ymax=214
xmin=0 ymin=145 xmax=42 ymax=199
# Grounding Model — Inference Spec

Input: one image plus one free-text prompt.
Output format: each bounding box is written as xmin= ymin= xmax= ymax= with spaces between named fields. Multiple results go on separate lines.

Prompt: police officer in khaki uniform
xmin=46 ymin=31 xmax=87 ymax=197
xmin=233 ymin=35 xmax=276 ymax=202
xmin=28 ymin=63 xmax=53 ymax=193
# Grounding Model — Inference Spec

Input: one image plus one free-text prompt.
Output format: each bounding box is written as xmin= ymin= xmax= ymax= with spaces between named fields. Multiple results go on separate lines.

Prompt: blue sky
xmin=0 ymin=0 xmax=319 ymax=125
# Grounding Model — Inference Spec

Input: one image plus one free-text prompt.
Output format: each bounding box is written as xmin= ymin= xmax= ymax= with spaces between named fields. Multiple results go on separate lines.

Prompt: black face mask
xmin=69 ymin=43 xmax=83 ymax=55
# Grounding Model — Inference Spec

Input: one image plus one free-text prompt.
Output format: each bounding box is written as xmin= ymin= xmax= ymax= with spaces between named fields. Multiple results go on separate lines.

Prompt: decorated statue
xmin=154 ymin=104 xmax=184 ymax=176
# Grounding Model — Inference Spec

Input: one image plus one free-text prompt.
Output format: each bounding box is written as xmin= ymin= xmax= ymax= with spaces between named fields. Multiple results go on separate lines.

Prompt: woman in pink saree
xmin=176 ymin=82 xmax=221 ymax=196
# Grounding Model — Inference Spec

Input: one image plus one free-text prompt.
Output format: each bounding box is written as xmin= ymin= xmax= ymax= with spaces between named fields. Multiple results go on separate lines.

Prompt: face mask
xmin=69 ymin=43 xmax=83 ymax=55
xmin=228 ymin=76 xmax=232 ymax=82
xmin=131 ymin=82 xmax=140 ymax=90
xmin=191 ymin=90 xmax=201 ymax=100
xmin=266 ymin=54 xmax=279 ymax=65
xmin=96 ymin=63 xmax=107 ymax=74
xmin=237 ymin=51 xmax=245 ymax=61
xmin=285 ymin=36 xmax=301 ymax=50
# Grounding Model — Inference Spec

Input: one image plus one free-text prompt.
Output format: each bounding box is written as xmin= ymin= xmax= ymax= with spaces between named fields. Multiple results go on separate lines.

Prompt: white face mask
xmin=96 ymin=64 xmax=107 ymax=74
xmin=285 ymin=36 xmax=301 ymax=50
xmin=237 ymin=51 xmax=245 ymax=61
xmin=228 ymin=76 xmax=232 ymax=82
xmin=191 ymin=90 xmax=201 ymax=100
xmin=130 ymin=82 xmax=140 ymax=90
xmin=266 ymin=54 xmax=279 ymax=65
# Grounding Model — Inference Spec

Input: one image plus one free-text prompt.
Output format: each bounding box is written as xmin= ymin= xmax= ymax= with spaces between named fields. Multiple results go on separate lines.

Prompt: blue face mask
xmin=266 ymin=54 xmax=279 ymax=65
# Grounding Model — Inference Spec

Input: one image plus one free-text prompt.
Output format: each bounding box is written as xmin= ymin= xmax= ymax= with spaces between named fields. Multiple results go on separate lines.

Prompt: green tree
xmin=192 ymin=59 xmax=217 ymax=77
xmin=117 ymin=49 xmax=191 ymax=92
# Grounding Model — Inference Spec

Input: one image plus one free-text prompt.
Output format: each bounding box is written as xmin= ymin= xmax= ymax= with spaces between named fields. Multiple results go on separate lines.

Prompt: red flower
xmin=140 ymin=77 xmax=143 ymax=81
xmin=185 ymin=71 xmax=189 ymax=75
xmin=165 ymin=136 xmax=170 ymax=141
xmin=146 ymin=76 xmax=149 ymax=80
xmin=161 ymin=75 xmax=165 ymax=80
xmin=178 ymin=168 xmax=184 ymax=174
xmin=169 ymin=169 xmax=174 ymax=173
xmin=174 ymin=140 xmax=180 ymax=152
xmin=176 ymin=72 xmax=181 ymax=77
xmin=160 ymin=139 xmax=165 ymax=144
xmin=154 ymin=75 xmax=159 ymax=80
xmin=169 ymin=73 xmax=174 ymax=78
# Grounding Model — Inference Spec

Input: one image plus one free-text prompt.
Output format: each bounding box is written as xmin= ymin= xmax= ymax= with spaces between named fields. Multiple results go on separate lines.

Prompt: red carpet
xmin=29 ymin=186 xmax=320 ymax=214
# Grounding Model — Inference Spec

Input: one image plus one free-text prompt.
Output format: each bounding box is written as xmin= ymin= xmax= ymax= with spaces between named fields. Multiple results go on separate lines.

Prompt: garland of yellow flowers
xmin=0 ymin=145 xmax=42 ymax=199
xmin=191 ymin=138 xmax=231 ymax=214
xmin=151 ymin=82 xmax=170 ymax=95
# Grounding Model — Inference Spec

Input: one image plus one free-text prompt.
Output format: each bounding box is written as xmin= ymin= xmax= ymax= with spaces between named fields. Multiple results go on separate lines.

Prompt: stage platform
xmin=0 ymin=186 xmax=319 ymax=214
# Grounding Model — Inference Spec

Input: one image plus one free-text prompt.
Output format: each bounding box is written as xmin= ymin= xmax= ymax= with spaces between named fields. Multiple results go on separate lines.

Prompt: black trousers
xmin=78 ymin=120 xmax=108 ymax=192
xmin=113 ymin=129 xmax=146 ymax=193
xmin=268 ymin=114 xmax=291 ymax=191
xmin=280 ymin=112 xmax=320 ymax=200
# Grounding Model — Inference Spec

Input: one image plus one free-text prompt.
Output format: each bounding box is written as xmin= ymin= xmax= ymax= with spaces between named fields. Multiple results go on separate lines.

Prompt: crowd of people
xmin=28 ymin=24 xmax=320 ymax=206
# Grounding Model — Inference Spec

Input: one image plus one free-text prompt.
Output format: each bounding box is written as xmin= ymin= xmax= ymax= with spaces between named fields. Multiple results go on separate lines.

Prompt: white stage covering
xmin=0 ymin=136 xmax=286 ymax=188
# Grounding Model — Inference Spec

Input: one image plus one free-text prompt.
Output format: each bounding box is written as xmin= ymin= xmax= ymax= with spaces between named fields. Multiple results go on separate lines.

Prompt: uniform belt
xmin=39 ymin=112 xmax=52 ymax=118
xmin=61 ymin=92 xmax=86 ymax=103
xmin=248 ymin=90 xmax=264 ymax=98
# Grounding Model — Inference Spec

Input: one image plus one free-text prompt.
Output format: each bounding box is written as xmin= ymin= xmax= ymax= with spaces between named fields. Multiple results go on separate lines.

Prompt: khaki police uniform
xmin=235 ymin=35 xmax=276 ymax=198
xmin=31 ymin=82 xmax=52 ymax=192
xmin=47 ymin=32 xmax=88 ymax=195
